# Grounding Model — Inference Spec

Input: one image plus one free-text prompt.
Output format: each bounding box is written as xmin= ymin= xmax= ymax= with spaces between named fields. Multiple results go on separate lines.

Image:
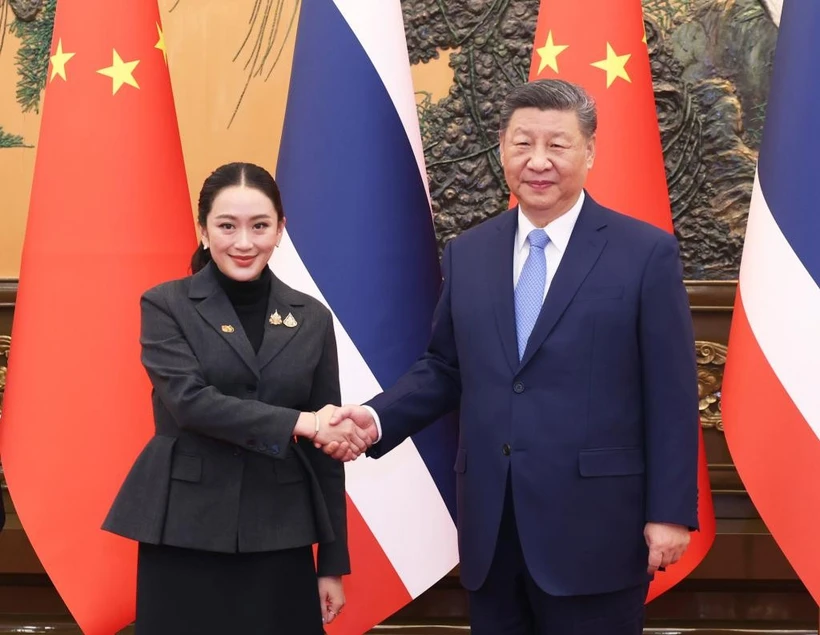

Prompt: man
xmin=327 ymin=79 xmax=699 ymax=634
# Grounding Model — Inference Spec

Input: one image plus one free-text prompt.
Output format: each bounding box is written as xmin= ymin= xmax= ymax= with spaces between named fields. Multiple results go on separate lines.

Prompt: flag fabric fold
xmin=526 ymin=0 xmax=716 ymax=601
xmin=0 ymin=0 xmax=195 ymax=632
xmin=722 ymin=0 xmax=820 ymax=603
xmin=273 ymin=1 xmax=459 ymax=632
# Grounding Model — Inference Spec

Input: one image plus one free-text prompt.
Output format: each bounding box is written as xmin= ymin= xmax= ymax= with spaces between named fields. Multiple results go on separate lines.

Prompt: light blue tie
xmin=515 ymin=229 xmax=549 ymax=360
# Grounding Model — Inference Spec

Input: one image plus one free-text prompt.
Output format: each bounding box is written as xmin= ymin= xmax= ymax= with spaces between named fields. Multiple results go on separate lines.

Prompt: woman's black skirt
xmin=135 ymin=542 xmax=324 ymax=634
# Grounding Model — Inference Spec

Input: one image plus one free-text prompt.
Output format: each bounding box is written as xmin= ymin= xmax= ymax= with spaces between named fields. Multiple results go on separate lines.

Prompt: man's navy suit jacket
xmin=368 ymin=193 xmax=699 ymax=596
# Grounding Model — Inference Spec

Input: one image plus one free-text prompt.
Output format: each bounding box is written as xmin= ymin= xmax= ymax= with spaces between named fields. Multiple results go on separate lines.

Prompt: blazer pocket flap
xmin=575 ymin=285 xmax=623 ymax=301
xmin=579 ymin=447 xmax=644 ymax=477
xmin=453 ymin=449 xmax=467 ymax=474
xmin=170 ymin=453 xmax=202 ymax=483
xmin=275 ymin=456 xmax=306 ymax=484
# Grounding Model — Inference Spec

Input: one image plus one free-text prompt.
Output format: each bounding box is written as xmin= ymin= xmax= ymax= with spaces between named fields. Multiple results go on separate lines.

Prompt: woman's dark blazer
xmin=103 ymin=262 xmax=349 ymax=577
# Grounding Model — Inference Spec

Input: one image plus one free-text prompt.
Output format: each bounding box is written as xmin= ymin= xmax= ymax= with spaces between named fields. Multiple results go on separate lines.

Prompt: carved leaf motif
xmin=9 ymin=0 xmax=42 ymax=21
xmin=696 ymin=340 xmax=727 ymax=431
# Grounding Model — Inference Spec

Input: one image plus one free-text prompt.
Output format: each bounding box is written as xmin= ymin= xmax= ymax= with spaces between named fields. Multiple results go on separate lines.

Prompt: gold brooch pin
xmin=269 ymin=311 xmax=282 ymax=326
xmin=221 ymin=324 xmax=235 ymax=333
xmin=283 ymin=312 xmax=298 ymax=328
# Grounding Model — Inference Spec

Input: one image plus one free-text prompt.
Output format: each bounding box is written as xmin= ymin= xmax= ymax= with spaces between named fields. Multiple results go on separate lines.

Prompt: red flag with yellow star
xmin=0 ymin=0 xmax=194 ymax=632
xmin=526 ymin=0 xmax=715 ymax=601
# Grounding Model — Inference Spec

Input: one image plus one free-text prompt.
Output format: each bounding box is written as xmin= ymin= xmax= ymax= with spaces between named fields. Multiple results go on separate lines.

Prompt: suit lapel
xmin=256 ymin=275 xmax=305 ymax=371
xmin=490 ymin=210 xmax=521 ymax=374
xmin=519 ymin=197 xmax=608 ymax=369
xmin=190 ymin=265 xmax=260 ymax=379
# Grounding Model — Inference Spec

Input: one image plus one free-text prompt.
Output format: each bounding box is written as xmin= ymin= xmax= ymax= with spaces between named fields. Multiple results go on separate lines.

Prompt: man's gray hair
xmin=499 ymin=79 xmax=597 ymax=138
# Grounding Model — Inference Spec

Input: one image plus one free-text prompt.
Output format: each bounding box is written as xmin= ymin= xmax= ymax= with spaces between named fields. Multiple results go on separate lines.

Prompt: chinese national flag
xmin=526 ymin=0 xmax=716 ymax=601
xmin=0 ymin=0 xmax=194 ymax=632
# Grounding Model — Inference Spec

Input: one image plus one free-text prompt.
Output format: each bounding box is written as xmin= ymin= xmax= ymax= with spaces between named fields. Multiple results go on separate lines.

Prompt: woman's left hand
xmin=318 ymin=575 xmax=345 ymax=625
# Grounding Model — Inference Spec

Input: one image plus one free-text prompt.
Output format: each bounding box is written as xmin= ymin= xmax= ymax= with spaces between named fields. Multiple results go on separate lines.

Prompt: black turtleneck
xmin=213 ymin=264 xmax=271 ymax=353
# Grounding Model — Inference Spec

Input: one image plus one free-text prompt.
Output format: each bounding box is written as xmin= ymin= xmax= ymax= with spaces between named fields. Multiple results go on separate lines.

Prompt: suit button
xmin=246 ymin=439 xmax=257 ymax=448
xmin=245 ymin=384 xmax=256 ymax=394
xmin=270 ymin=444 xmax=280 ymax=455
xmin=233 ymin=448 xmax=243 ymax=456
xmin=502 ymin=444 xmax=511 ymax=456
xmin=513 ymin=382 xmax=525 ymax=394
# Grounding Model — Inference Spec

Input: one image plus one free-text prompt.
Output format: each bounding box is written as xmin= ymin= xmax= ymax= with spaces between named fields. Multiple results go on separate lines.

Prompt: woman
xmin=104 ymin=162 xmax=366 ymax=633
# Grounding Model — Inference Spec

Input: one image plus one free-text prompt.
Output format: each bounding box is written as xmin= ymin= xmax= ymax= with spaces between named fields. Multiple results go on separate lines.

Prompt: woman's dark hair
xmin=190 ymin=162 xmax=285 ymax=273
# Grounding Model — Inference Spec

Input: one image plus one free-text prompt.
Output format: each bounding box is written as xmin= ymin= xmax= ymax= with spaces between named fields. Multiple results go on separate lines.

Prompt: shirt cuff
xmin=362 ymin=405 xmax=382 ymax=443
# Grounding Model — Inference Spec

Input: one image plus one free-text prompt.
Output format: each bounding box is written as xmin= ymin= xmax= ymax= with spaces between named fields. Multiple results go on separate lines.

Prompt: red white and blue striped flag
xmin=722 ymin=0 xmax=820 ymax=602
xmin=272 ymin=1 xmax=459 ymax=632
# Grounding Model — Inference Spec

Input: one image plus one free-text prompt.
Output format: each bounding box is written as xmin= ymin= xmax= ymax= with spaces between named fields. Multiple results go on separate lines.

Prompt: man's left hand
xmin=644 ymin=522 xmax=690 ymax=574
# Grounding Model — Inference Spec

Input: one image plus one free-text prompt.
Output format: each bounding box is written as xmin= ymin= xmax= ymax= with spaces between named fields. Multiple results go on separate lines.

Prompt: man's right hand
xmin=320 ymin=405 xmax=379 ymax=461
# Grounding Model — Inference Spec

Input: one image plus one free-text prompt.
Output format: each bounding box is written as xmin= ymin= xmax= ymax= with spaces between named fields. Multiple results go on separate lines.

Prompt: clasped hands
xmin=306 ymin=404 xmax=378 ymax=461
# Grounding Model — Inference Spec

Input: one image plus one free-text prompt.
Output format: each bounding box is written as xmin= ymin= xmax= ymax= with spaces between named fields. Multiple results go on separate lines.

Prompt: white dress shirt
xmin=365 ymin=192 xmax=586 ymax=443
xmin=514 ymin=190 xmax=585 ymax=300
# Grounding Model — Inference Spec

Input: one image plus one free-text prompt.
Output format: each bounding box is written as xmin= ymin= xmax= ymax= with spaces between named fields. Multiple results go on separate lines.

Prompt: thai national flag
xmin=723 ymin=0 xmax=820 ymax=603
xmin=272 ymin=1 xmax=459 ymax=631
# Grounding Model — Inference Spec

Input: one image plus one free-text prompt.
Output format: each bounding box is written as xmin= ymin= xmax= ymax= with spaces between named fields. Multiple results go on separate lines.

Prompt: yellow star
xmin=97 ymin=50 xmax=140 ymax=95
xmin=49 ymin=39 xmax=75 ymax=82
xmin=535 ymin=31 xmax=568 ymax=75
xmin=155 ymin=23 xmax=167 ymax=66
xmin=590 ymin=43 xmax=631 ymax=88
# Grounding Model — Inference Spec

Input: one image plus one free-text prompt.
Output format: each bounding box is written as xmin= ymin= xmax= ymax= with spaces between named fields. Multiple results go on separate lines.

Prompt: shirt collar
xmin=516 ymin=190 xmax=585 ymax=254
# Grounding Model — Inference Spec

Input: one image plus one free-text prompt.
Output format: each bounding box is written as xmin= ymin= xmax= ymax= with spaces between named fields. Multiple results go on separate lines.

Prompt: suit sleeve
xmin=140 ymin=286 xmax=299 ymax=459
xmin=639 ymin=233 xmax=699 ymax=529
xmin=367 ymin=240 xmax=461 ymax=457
xmin=300 ymin=314 xmax=350 ymax=576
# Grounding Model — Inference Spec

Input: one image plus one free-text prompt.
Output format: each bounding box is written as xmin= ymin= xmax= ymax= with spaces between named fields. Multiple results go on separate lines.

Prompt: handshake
xmin=296 ymin=404 xmax=379 ymax=462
